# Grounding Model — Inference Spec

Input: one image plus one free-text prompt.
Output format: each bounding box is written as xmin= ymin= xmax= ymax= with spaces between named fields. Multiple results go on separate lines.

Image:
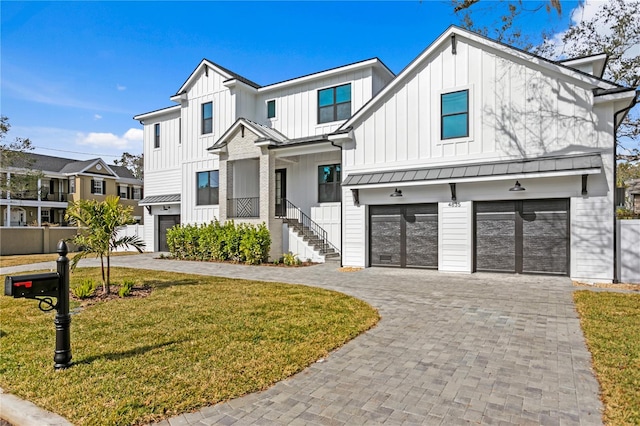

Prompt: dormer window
xmin=318 ymin=83 xmax=351 ymax=124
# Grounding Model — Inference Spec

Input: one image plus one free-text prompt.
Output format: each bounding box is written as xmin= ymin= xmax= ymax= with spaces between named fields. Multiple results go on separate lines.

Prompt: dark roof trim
xmin=342 ymin=154 xmax=602 ymax=187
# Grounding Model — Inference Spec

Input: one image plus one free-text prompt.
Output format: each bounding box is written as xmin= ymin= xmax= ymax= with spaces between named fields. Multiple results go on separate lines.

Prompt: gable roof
xmin=337 ymin=25 xmax=623 ymax=132
xmin=208 ymin=118 xmax=288 ymax=152
xmin=174 ymin=59 xmax=261 ymax=97
xmin=3 ymin=151 xmax=141 ymax=182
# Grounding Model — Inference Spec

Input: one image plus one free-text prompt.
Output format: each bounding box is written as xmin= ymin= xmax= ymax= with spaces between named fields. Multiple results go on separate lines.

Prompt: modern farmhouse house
xmin=135 ymin=26 xmax=636 ymax=283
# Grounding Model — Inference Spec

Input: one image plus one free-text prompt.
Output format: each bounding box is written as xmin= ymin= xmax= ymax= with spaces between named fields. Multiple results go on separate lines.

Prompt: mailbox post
xmin=54 ymin=241 xmax=72 ymax=369
xmin=4 ymin=240 xmax=72 ymax=370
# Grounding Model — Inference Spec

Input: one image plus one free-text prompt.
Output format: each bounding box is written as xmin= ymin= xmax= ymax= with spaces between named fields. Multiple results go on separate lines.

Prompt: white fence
xmin=113 ymin=224 xmax=145 ymax=252
xmin=618 ymin=220 xmax=640 ymax=283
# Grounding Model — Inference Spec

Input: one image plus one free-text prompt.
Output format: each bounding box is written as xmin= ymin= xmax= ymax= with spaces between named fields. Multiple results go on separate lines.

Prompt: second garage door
xmin=370 ymin=204 xmax=438 ymax=268
xmin=475 ymin=199 xmax=569 ymax=275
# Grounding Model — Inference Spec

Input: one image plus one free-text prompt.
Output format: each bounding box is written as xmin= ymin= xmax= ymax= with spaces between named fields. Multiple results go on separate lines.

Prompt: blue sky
xmin=1 ymin=1 xmax=581 ymax=162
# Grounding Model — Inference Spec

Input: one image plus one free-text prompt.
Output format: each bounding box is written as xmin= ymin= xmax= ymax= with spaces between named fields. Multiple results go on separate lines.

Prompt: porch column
xmin=5 ymin=172 xmax=11 ymax=227
xmin=37 ymin=205 xmax=42 ymax=227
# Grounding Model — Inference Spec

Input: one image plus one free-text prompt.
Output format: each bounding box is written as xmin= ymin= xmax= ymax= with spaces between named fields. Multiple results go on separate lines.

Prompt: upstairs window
xmin=267 ymin=100 xmax=276 ymax=119
xmin=132 ymin=187 xmax=142 ymax=200
xmin=318 ymin=164 xmax=341 ymax=203
xmin=441 ymin=90 xmax=469 ymax=139
xmin=118 ymin=185 xmax=128 ymax=199
xmin=197 ymin=170 xmax=219 ymax=205
xmin=318 ymin=83 xmax=351 ymax=124
xmin=69 ymin=177 xmax=76 ymax=194
xmin=154 ymin=123 xmax=160 ymax=148
xmin=202 ymin=102 xmax=213 ymax=134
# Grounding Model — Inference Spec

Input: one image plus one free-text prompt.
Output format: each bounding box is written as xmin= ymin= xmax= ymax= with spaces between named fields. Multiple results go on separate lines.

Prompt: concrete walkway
xmin=1 ymin=254 xmax=603 ymax=425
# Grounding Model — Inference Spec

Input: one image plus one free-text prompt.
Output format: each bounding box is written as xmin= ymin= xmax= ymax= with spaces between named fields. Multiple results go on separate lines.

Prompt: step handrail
xmin=278 ymin=199 xmax=340 ymax=255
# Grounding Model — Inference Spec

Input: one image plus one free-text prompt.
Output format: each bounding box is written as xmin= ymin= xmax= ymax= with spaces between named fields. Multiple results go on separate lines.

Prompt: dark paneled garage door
xmin=475 ymin=199 xmax=569 ymax=275
xmin=370 ymin=204 xmax=438 ymax=268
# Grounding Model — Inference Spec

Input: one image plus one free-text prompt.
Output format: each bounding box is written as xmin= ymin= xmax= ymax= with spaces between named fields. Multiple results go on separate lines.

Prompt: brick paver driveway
xmin=5 ymin=255 xmax=602 ymax=425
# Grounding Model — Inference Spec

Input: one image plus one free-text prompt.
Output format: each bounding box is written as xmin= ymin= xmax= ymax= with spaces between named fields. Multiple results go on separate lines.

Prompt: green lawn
xmin=0 ymin=251 xmax=139 ymax=268
xmin=574 ymin=291 xmax=640 ymax=425
xmin=0 ymin=267 xmax=379 ymax=425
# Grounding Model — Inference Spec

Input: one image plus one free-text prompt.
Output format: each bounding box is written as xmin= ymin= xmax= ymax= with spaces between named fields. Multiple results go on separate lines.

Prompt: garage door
xmin=475 ymin=199 xmax=569 ymax=275
xmin=370 ymin=204 xmax=438 ymax=268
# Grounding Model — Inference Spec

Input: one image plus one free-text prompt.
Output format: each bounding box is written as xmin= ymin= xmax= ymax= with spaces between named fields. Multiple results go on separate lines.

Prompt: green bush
xmin=167 ymin=221 xmax=271 ymax=264
xmin=617 ymin=207 xmax=640 ymax=219
xmin=71 ymin=278 xmax=97 ymax=299
xmin=282 ymin=252 xmax=301 ymax=266
xmin=118 ymin=279 xmax=135 ymax=297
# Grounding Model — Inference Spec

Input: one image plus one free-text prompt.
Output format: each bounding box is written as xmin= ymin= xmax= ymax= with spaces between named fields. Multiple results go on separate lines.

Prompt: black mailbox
xmin=5 ymin=272 xmax=60 ymax=298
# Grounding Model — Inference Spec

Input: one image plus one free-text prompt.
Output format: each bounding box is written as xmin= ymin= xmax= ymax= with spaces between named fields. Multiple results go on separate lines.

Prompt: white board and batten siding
xmin=258 ymin=69 xmax=374 ymax=139
xmin=344 ymin=37 xmax=610 ymax=174
xmin=144 ymin=108 xmax=181 ymax=174
xmin=618 ymin=220 xmax=640 ymax=284
xmin=181 ymin=158 xmax=220 ymax=225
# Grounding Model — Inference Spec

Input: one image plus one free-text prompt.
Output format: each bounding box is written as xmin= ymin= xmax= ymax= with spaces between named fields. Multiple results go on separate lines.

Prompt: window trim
xmin=317 ymin=83 xmax=352 ymax=124
xmin=196 ymin=170 xmax=219 ymax=206
xmin=317 ymin=163 xmax=342 ymax=203
xmin=69 ymin=177 xmax=76 ymax=194
xmin=154 ymin=123 xmax=160 ymax=148
xmin=202 ymin=102 xmax=213 ymax=135
xmin=267 ymin=99 xmax=276 ymax=119
xmin=440 ymin=88 xmax=471 ymax=141
xmin=91 ymin=179 xmax=105 ymax=195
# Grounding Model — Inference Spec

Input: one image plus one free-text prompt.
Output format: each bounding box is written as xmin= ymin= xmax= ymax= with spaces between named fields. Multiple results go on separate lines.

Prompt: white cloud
xmin=76 ymin=128 xmax=143 ymax=150
xmin=94 ymin=114 xmax=103 ymax=120
xmin=544 ymin=0 xmax=639 ymax=60
xmin=117 ymin=84 xmax=127 ymax=91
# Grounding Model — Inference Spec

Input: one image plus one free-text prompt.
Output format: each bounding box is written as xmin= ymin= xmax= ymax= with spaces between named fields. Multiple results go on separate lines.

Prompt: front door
xmin=158 ymin=215 xmax=180 ymax=252
xmin=275 ymin=169 xmax=286 ymax=217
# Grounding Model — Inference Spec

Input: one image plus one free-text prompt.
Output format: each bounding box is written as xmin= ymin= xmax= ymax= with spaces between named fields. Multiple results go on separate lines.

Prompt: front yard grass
xmin=0 ymin=267 xmax=379 ymax=425
xmin=0 ymin=251 xmax=139 ymax=268
xmin=574 ymin=291 xmax=640 ymax=425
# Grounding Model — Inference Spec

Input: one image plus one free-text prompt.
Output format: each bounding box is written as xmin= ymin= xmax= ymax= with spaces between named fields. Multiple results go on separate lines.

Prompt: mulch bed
xmin=71 ymin=285 xmax=152 ymax=306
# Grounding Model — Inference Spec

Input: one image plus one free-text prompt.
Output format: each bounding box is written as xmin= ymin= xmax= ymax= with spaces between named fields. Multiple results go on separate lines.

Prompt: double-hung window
xmin=69 ymin=177 xmax=76 ymax=194
xmin=202 ymin=102 xmax=213 ymax=134
xmin=318 ymin=83 xmax=351 ymax=124
xmin=154 ymin=123 xmax=160 ymax=148
xmin=91 ymin=179 xmax=105 ymax=195
xmin=441 ymin=90 xmax=469 ymax=139
xmin=318 ymin=164 xmax=341 ymax=203
xmin=196 ymin=171 xmax=219 ymax=205
xmin=267 ymin=100 xmax=276 ymax=119
xmin=132 ymin=187 xmax=142 ymax=200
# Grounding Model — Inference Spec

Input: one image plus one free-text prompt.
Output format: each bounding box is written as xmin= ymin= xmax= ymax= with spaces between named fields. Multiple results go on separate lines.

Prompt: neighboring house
xmin=1 ymin=152 xmax=144 ymax=226
xmin=135 ymin=26 xmax=637 ymax=283
xmin=626 ymin=179 xmax=640 ymax=213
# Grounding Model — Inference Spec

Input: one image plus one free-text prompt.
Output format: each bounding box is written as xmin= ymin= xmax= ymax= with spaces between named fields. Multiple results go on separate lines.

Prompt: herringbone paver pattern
xmin=1 ymin=255 xmax=603 ymax=425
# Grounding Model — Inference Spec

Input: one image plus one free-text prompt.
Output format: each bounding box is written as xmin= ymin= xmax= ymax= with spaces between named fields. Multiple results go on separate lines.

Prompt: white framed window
xmin=91 ymin=179 xmax=104 ymax=195
xmin=318 ymin=164 xmax=341 ymax=203
xmin=318 ymin=83 xmax=351 ymax=124
xmin=132 ymin=187 xmax=142 ymax=200
xmin=267 ymin=99 xmax=276 ymax=119
xmin=69 ymin=177 xmax=76 ymax=194
xmin=119 ymin=185 xmax=128 ymax=199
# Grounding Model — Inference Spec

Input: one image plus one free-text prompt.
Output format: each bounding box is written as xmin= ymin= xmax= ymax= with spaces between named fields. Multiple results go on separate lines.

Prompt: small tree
xmin=65 ymin=196 xmax=145 ymax=294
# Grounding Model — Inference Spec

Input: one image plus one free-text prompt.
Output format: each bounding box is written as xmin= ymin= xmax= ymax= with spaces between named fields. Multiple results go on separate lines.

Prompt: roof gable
xmin=208 ymin=118 xmax=288 ymax=152
xmin=173 ymin=59 xmax=260 ymax=98
xmin=338 ymin=25 xmax=621 ymax=132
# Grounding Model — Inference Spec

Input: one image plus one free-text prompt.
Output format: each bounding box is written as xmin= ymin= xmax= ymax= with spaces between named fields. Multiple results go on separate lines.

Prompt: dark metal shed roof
xmin=342 ymin=154 xmax=602 ymax=187
xmin=138 ymin=194 xmax=181 ymax=205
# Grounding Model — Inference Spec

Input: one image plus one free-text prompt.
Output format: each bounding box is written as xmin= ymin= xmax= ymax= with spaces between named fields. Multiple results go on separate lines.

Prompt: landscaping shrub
xmin=72 ymin=278 xmax=97 ymax=299
xmin=282 ymin=252 xmax=301 ymax=266
xmin=167 ymin=221 xmax=271 ymax=264
xmin=118 ymin=279 xmax=135 ymax=297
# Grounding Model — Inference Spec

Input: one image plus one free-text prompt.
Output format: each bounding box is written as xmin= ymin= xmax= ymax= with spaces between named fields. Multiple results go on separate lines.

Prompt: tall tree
xmin=113 ymin=152 xmax=143 ymax=179
xmin=66 ymin=196 xmax=145 ymax=294
xmin=0 ymin=116 xmax=44 ymax=198
xmin=453 ymin=0 xmax=640 ymax=162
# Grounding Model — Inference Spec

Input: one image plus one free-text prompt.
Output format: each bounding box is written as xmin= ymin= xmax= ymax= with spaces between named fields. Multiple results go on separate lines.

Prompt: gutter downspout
xmin=330 ymin=140 xmax=343 ymax=268
xmin=612 ymin=91 xmax=639 ymax=283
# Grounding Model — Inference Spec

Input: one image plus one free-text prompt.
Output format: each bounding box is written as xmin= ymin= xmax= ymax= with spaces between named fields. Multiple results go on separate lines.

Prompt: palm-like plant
xmin=65 ymin=196 xmax=145 ymax=294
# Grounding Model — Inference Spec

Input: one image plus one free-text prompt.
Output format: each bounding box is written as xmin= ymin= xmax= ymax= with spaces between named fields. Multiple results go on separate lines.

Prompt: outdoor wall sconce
xmin=448 ymin=183 xmax=461 ymax=207
xmin=351 ymin=189 xmax=360 ymax=206
xmin=390 ymin=188 xmax=403 ymax=197
xmin=162 ymin=205 xmax=170 ymax=211
xmin=509 ymin=181 xmax=525 ymax=191
xmin=582 ymin=174 xmax=589 ymax=196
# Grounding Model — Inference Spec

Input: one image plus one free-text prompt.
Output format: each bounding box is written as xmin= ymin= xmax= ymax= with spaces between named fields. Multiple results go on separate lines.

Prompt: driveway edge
xmin=0 ymin=389 xmax=73 ymax=426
